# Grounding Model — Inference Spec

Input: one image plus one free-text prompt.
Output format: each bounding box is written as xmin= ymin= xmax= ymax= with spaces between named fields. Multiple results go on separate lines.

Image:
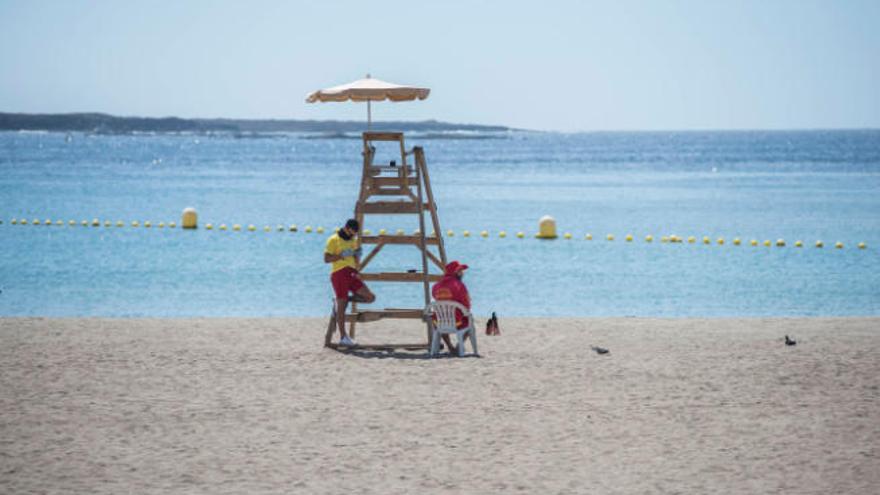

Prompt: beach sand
xmin=1 ymin=317 xmax=878 ymax=494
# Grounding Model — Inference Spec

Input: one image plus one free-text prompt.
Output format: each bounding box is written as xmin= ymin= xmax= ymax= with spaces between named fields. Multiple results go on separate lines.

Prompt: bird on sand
xmin=591 ymin=346 xmax=610 ymax=355
xmin=784 ymin=335 xmax=797 ymax=346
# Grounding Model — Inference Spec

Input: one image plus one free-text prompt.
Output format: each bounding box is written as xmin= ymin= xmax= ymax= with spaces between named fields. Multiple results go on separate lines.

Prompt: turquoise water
xmin=1 ymin=130 xmax=878 ymax=317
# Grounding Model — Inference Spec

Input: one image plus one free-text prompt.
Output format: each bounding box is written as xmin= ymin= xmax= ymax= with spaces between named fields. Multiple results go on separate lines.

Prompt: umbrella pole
xmin=367 ymin=100 xmax=372 ymax=130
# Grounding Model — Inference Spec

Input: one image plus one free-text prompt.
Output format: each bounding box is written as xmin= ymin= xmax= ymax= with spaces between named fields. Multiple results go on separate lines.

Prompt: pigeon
xmin=591 ymin=346 xmax=610 ymax=355
xmin=784 ymin=335 xmax=797 ymax=346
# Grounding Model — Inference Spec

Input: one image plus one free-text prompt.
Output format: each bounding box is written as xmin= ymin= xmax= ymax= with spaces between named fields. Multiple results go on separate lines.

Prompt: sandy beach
xmin=1 ymin=316 xmax=878 ymax=494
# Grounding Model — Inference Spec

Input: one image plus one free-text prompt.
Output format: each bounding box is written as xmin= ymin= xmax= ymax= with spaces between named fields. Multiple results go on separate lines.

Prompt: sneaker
xmin=339 ymin=335 xmax=357 ymax=347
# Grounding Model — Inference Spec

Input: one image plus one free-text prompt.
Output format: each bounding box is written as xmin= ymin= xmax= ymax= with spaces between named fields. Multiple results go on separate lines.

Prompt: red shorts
xmin=331 ymin=267 xmax=365 ymax=299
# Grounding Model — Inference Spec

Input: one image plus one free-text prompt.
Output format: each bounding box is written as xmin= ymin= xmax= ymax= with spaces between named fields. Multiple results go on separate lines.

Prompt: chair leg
xmin=457 ymin=332 xmax=465 ymax=357
xmin=469 ymin=328 xmax=478 ymax=356
xmin=429 ymin=331 xmax=440 ymax=357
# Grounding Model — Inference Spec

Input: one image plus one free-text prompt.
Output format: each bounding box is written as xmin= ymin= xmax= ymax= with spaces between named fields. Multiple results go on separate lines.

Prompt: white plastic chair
xmin=428 ymin=301 xmax=478 ymax=357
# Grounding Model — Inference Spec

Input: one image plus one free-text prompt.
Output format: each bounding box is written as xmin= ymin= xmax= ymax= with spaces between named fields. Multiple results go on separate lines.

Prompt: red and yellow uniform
xmin=432 ymin=273 xmax=471 ymax=329
xmin=325 ymin=232 xmax=364 ymax=299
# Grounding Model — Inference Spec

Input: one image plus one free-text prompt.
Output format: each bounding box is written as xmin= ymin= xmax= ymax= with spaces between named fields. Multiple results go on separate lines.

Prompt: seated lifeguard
xmin=325 ymin=219 xmax=375 ymax=346
xmin=431 ymin=261 xmax=472 ymax=353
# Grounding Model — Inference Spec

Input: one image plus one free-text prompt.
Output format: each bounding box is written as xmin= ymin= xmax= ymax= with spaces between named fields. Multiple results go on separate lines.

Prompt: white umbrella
xmin=305 ymin=74 xmax=430 ymax=129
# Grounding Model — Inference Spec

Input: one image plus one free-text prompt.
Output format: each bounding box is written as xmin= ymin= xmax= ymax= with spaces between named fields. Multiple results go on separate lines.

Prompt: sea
xmin=1 ymin=129 xmax=878 ymax=317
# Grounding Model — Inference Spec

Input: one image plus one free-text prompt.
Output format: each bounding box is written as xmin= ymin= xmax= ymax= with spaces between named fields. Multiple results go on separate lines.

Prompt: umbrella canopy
xmin=305 ymin=74 xmax=430 ymax=128
xmin=306 ymin=75 xmax=430 ymax=103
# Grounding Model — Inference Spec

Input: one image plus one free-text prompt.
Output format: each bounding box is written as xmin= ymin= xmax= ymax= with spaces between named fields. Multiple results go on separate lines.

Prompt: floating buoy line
xmin=3 ymin=214 xmax=868 ymax=251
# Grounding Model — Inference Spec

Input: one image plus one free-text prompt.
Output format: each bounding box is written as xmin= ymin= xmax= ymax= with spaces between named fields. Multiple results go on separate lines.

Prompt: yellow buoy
xmin=219 ymin=224 xmax=228 ymax=231
xmin=499 ymin=231 xmax=507 ymax=238
xmin=750 ymin=239 xmax=758 ymax=246
xmin=264 ymin=226 xmax=271 ymax=232
xmin=233 ymin=224 xmax=241 ymax=231
xmin=144 ymin=221 xmax=152 ymax=228
xmin=858 ymin=242 xmax=866 ymax=249
xmin=479 ymin=230 xmax=487 ymax=238
xmin=645 ymin=235 xmax=653 ymax=242
xmin=69 ymin=220 xmax=76 ymax=226
xmin=815 ymin=240 xmax=823 ymax=248
xmin=21 ymin=219 xmax=29 ymax=225
xmin=835 ymin=242 xmax=843 ymax=249
xmin=536 ymin=215 xmax=557 ymax=239
xmin=717 ymin=238 xmax=724 ymax=245
xmin=585 ymin=233 xmax=593 ymax=240
xmin=157 ymin=222 xmax=165 ymax=228
xmin=316 ymin=227 xmax=325 ymax=234
xmin=33 ymin=219 xmax=41 ymax=225
xmin=733 ymin=238 xmax=741 ymax=246
xmin=131 ymin=221 xmax=139 ymax=227
xmin=247 ymin=225 xmax=256 ymax=232
xmin=395 ymin=228 xmax=404 ymax=235
xmin=289 ymin=224 xmax=298 ymax=232
xmin=776 ymin=239 xmax=785 ymax=247
xmin=687 ymin=236 xmax=695 ymax=243
xmin=378 ymin=228 xmax=386 ymax=235
xmin=606 ymin=234 xmax=614 ymax=241
xmin=45 ymin=219 xmax=52 ymax=226
xmin=413 ymin=229 xmax=421 ymax=236
xmin=462 ymin=230 xmax=471 ymax=237
xmin=181 ymin=207 xmax=198 ymax=229
xmin=54 ymin=220 xmax=62 ymax=226
xmin=564 ymin=232 xmax=572 ymax=239
xmin=168 ymin=222 xmax=176 ymax=228
xmin=794 ymin=240 xmax=803 ymax=248
xmin=80 ymin=220 xmax=87 ymax=226
xmin=661 ymin=236 xmax=669 ymax=243
xmin=763 ymin=240 xmax=771 ymax=247
xmin=516 ymin=232 xmax=525 ymax=238
xmin=304 ymin=226 xmax=312 ymax=233
xmin=277 ymin=225 xmax=284 ymax=231
xmin=11 ymin=219 xmax=17 ymax=225
xmin=702 ymin=236 xmax=710 ymax=245
xmin=447 ymin=230 xmax=455 ymax=237
xmin=206 ymin=223 xmax=213 ymax=230
xmin=116 ymin=221 xmax=123 ymax=227
xmin=625 ymin=234 xmax=633 ymax=242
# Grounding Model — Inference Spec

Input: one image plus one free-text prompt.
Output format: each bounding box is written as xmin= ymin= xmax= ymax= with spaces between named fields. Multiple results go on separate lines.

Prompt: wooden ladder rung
xmin=361 ymin=202 xmax=431 ymax=214
xmin=371 ymin=177 xmax=417 ymax=187
xmin=360 ymin=272 xmax=443 ymax=282
xmin=361 ymin=235 xmax=440 ymax=245
xmin=368 ymin=188 xmax=412 ymax=196
xmin=344 ymin=309 xmax=426 ymax=322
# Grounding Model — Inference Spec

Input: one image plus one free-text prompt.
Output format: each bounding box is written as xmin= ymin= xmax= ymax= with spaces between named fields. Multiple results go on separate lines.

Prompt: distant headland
xmin=0 ymin=112 xmax=512 ymax=136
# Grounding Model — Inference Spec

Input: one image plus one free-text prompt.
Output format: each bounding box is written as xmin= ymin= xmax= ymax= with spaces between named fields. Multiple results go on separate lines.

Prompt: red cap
xmin=444 ymin=260 xmax=469 ymax=275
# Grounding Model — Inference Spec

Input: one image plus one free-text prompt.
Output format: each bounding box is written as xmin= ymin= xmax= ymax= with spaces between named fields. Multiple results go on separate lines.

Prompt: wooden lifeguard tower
xmin=325 ymin=132 xmax=448 ymax=351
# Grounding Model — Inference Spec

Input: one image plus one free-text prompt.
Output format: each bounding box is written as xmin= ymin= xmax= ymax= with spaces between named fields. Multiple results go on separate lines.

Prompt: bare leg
xmin=441 ymin=334 xmax=457 ymax=354
xmin=354 ymin=285 xmax=375 ymax=303
xmin=336 ymin=298 xmax=349 ymax=339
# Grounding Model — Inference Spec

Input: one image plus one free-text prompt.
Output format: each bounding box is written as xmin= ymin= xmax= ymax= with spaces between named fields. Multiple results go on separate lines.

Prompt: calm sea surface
xmin=1 ymin=130 xmax=878 ymax=317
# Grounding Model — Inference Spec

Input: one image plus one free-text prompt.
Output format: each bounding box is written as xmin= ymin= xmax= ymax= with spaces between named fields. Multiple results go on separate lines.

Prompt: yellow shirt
xmin=325 ymin=233 xmax=360 ymax=273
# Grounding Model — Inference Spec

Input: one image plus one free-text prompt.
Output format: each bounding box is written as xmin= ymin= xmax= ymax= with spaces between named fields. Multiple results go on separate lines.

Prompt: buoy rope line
xmin=2 ymin=217 xmax=868 ymax=250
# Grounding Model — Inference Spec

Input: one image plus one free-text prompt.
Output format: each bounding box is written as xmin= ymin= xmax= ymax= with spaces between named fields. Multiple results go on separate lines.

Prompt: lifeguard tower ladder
xmin=325 ymin=132 xmax=448 ymax=350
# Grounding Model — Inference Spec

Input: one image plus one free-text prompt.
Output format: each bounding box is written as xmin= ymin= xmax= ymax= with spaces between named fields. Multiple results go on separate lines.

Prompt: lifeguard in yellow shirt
xmin=324 ymin=218 xmax=375 ymax=346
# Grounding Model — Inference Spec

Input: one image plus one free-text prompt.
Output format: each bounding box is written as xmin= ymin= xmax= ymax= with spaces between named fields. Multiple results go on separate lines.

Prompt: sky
xmin=1 ymin=0 xmax=878 ymax=131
